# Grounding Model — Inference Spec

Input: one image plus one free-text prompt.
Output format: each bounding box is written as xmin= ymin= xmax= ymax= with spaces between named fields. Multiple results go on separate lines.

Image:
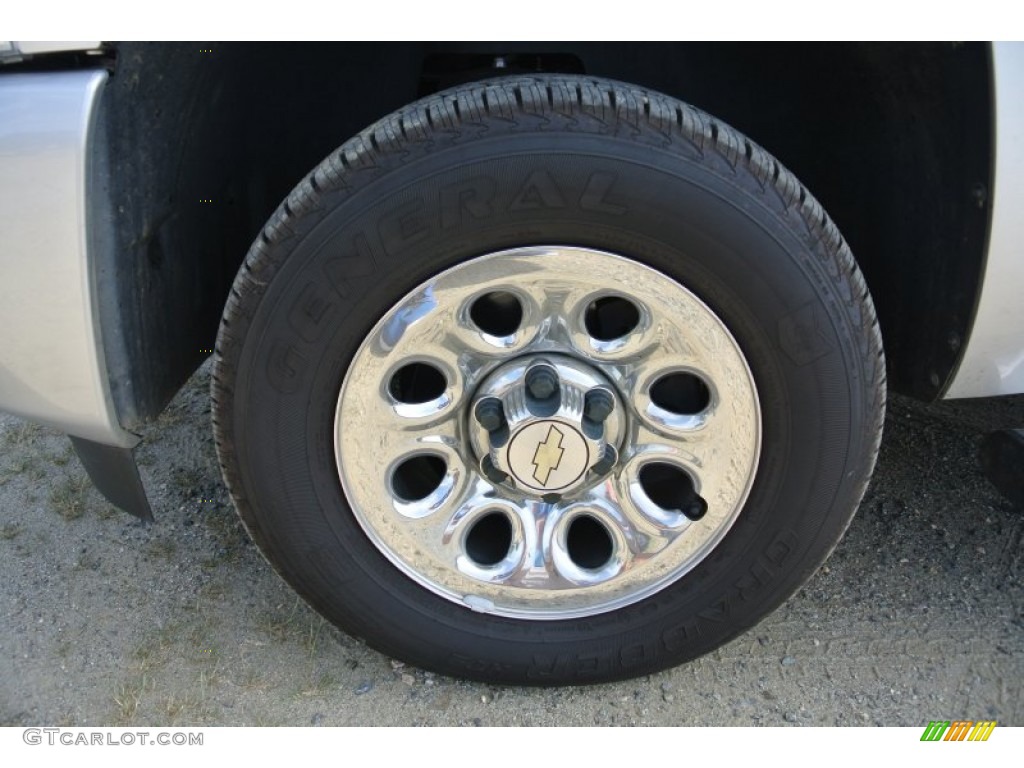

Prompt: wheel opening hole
xmin=639 ymin=463 xmax=707 ymax=520
xmin=465 ymin=512 xmax=513 ymax=566
xmin=470 ymin=291 xmax=523 ymax=337
xmin=391 ymin=455 xmax=447 ymax=502
xmin=584 ymin=296 xmax=641 ymax=341
xmin=566 ymin=515 xmax=614 ymax=570
xmin=388 ymin=362 xmax=447 ymax=404
xmin=650 ymin=372 xmax=711 ymax=415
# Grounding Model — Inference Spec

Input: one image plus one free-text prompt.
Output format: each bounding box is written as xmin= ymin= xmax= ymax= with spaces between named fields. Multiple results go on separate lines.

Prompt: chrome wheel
xmin=334 ymin=246 xmax=761 ymax=619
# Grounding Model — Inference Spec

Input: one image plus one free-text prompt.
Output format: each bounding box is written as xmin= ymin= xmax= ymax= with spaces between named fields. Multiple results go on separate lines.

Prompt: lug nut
xmin=480 ymin=456 xmax=508 ymax=484
xmin=584 ymin=388 xmax=614 ymax=423
xmin=592 ymin=444 xmax=618 ymax=475
xmin=525 ymin=364 xmax=558 ymax=400
xmin=474 ymin=397 xmax=506 ymax=432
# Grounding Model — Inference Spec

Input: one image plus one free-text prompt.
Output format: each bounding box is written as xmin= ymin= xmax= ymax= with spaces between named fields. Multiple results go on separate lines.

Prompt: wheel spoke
xmin=355 ymin=411 xmax=463 ymax=468
xmin=591 ymin=476 xmax=685 ymax=554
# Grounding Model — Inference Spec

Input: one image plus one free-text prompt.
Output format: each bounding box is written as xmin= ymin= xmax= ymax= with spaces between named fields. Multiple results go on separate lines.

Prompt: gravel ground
xmin=0 ymin=361 xmax=1021 ymax=727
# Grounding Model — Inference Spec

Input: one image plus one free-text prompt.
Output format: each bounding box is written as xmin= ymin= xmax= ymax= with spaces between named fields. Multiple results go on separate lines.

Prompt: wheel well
xmin=90 ymin=42 xmax=992 ymax=427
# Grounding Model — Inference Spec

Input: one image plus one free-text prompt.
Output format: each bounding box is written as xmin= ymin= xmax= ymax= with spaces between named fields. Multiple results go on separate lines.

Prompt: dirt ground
xmin=1 ymin=361 xmax=1021 ymax=726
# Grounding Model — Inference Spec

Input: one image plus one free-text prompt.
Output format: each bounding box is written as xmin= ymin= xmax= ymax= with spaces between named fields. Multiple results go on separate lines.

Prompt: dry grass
xmin=0 ymin=455 xmax=47 ymax=485
xmin=49 ymin=444 xmax=73 ymax=467
xmin=48 ymin=473 xmax=91 ymax=521
xmin=145 ymin=539 xmax=178 ymax=561
xmin=2 ymin=421 xmax=45 ymax=447
xmin=238 ymin=669 xmax=270 ymax=693
xmin=118 ymin=614 xmax=228 ymax=725
xmin=112 ymin=676 xmax=148 ymax=725
xmin=131 ymin=630 xmax=173 ymax=673
xmin=256 ymin=598 xmax=309 ymax=644
xmin=198 ymin=581 xmax=228 ymax=601
xmin=298 ymin=669 xmax=339 ymax=697
xmin=158 ymin=690 xmax=216 ymax=725
xmin=95 ymin=504 xmax=119 ymax=521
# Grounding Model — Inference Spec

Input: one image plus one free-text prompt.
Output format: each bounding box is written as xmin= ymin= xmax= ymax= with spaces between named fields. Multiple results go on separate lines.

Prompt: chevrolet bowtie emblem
xmin=531 ymin=425 xmax=566 ymax=486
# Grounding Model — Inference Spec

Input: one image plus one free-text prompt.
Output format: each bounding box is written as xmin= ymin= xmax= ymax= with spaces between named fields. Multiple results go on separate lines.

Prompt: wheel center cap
xmin=469 ymin=355 xmax=624 ymax=498
xmin=508 ymin=421 xmax=590 ymax=492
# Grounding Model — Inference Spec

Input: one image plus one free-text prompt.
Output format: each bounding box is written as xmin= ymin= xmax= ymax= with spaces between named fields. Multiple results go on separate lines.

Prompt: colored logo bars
xmin=920 ymin=721 xmax=997 ymax=742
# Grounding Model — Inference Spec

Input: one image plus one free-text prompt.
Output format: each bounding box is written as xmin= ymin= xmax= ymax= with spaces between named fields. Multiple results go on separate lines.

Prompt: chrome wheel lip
xmin=334 ymin=246 xmax=762 ymax=620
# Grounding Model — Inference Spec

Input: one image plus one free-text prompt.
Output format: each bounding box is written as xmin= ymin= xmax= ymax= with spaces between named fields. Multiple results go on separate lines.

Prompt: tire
xmin=212 ymin=75 xmax=885 ymax=685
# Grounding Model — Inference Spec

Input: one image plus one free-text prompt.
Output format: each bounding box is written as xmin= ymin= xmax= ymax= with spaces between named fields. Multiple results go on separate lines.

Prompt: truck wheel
xmin=212 ymin=75 xmax=885 ymax=684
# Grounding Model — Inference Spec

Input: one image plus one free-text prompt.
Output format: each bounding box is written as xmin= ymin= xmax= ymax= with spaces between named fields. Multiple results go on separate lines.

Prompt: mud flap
xmin=69 ymin=436 xmax=153 ymax=521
